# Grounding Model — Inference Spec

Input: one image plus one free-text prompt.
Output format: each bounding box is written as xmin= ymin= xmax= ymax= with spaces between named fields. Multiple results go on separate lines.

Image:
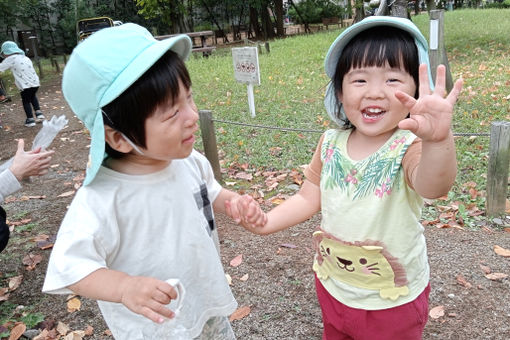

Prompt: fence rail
xmin=198 ymin=110 xmax=509 ymax=217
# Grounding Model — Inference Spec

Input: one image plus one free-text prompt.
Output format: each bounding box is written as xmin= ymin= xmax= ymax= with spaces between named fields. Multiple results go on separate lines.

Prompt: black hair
xmin=102 ymin=49 xmax=191 ymax=158
xmin=332 ymin=26 xmax=420 ymax=128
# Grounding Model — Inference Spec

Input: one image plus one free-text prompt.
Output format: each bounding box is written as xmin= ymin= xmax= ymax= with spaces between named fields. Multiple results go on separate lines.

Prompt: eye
xmin=387 ymin=78 xmax=400 ymax=83
xmin=359 ymin=258 xmax=367 ymax=265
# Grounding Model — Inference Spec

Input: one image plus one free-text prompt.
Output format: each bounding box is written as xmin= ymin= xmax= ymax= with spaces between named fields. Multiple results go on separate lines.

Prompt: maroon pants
xmin=315 ymin=276 xmax=430 ymax=340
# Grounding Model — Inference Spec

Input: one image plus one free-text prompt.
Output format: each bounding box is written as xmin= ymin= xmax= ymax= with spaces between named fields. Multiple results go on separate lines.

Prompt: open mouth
xmin=362 ymin=107 xmax=386 ymax=122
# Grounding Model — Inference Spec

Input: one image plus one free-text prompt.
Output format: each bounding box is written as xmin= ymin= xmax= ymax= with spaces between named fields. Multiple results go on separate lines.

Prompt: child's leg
xmin=29 ymin=87 xmax=41 ymax=112
xmin=315 ymin=275 xmax=430 ymax=340
xmin=195 ymin=316 xmax=235 ymax=340
xmin=20 ymin=89 xmax=35 ymax=119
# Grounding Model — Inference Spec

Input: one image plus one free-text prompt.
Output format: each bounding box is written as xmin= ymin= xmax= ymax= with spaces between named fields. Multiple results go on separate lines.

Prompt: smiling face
xmin=339 ymin=63 xmax=416 ymax=141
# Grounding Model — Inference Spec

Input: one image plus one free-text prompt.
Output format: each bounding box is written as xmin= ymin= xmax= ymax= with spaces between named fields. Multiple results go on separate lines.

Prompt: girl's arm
xmin=69 ymin=269 xmax=178 ymax=323
xmin=214 ymin=188 xmax=267 ymax=228
xmin=259 ymin=179 xmax=321 ymax=235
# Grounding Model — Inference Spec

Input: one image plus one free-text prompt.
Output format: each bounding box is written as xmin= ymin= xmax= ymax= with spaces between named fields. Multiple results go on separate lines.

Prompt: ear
xmin=104 ymin=125 xmax=133 ymax=153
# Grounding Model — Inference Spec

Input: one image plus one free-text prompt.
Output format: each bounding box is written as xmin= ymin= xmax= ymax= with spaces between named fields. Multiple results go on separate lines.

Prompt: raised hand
xmin=396 ymin=64 xmax=463 ymax=142
xmin=9 ymin=139 xmax=54 ymax=181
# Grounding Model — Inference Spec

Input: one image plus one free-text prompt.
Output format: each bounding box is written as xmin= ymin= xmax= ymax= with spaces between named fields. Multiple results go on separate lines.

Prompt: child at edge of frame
xmin=42 ymin=23 xmax=266 ymax=339
xmin=243 ymin=16 xmax=464 ymax=340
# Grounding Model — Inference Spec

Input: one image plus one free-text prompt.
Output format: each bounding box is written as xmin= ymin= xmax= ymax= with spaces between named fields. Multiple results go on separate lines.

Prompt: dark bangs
xmin=102 ymin=49 xmax=191 ymax=158
xmin=333 ymin=26 xmax=419 ymax=97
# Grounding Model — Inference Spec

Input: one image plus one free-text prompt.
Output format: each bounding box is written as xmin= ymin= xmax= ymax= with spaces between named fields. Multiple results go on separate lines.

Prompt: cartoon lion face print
xmin=313 ymin=231 xmax=409 ymax=301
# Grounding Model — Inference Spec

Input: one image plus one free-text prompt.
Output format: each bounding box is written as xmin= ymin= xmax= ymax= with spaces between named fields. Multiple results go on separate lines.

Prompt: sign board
xmin=232 ymin=47 xmax=260 ymax=85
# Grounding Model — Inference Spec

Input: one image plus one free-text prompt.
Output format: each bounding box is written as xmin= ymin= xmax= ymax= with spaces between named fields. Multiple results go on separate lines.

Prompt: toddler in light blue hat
xmin=0 ymin=40 xmax=45 ymax=126
xmin=249 ymin=16 xmax=463 ymax=339
xmin=42 ymin=23 xmax=266 ymax=339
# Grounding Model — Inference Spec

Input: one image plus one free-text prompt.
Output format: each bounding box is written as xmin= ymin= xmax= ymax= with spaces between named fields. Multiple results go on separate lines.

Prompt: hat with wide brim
xmin=62 ymin=23 xmax=192 ymax=186
xmin=1 ymin=41 xmax=25 ymax=56
xmin=323 ymin=16 xmax=432 ymax=127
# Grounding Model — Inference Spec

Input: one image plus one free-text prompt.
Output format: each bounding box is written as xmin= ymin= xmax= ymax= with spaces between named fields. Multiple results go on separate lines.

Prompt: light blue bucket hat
xmin=324 ymin=16 xmax=433 ymax=127
xmin=1 ymin=41 xmax=25 ymax=56
xmin=62 ymin=23 xmax=192 ymax=186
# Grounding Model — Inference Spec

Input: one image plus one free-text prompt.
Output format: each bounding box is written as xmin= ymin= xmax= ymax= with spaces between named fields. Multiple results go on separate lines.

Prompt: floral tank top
xmin=313 ymin=128 xmax=430 ymax=310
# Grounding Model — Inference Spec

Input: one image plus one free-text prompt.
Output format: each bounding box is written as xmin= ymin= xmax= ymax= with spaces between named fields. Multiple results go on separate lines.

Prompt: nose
xmin=183 ymin=101 xmax=199 ymax=125
xmin=365 ymin=82 xmax=384 ymax=99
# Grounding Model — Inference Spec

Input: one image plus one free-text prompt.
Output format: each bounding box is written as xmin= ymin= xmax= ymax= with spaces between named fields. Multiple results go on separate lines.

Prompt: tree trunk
xmin=261 ymin=5 xmax=274 ymax=40
xmin=274 ymin=0 xmax=285 ymax=37
xmin=391 ymin=0 xmax=409 ymax=18
xmin=354 ymin=0 xmax=365 ymax=23
xmin=250 ymin=6 xmax=263 ymax=40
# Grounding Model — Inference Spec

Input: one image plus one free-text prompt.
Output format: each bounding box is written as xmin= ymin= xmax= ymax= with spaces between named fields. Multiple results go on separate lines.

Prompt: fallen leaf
xmin=84 ymin=325 xmax=94 ymax=336
xmin=493 ymin=245 xmax=510 ymax=257
xmin=230 ymin=254 xmax=243 ymax=267
xmin=8 ymin=322 xmax=26 ymax=340
xmin=67 ymin=296 xmax=81 ymax=312
xmin=479 ymin=264 xmax=491 ymax=275
xmin=239 ymin=274 xmax=249 ymax=281
xmin=8 ymin=275 xmax=22 ymax=291
xmin=22 ymin=253 xmax=43 ymax=270
xmin=229 ymin=305 xmax=251 ymax=321
xmin=485 ymin=273 xmax=508 ymax=281
xmin=58 ymin=190 xmax=75 ymax=198
xmin=455 ymin=274 xmax=472 ymax=288
xmin=225 ymin=273 xmax=232 ymax=285
xmin=280 ymin=243 xmax=297 ymax=249
xmin=429 ymin=305 xmax=445 ymax=319
xmin=57 ymin=321 xmax=70 ymax=335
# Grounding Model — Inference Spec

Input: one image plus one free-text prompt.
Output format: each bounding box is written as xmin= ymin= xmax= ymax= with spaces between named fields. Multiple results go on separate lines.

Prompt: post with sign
xmin=232 ymin=47 xmax=260 ymax=117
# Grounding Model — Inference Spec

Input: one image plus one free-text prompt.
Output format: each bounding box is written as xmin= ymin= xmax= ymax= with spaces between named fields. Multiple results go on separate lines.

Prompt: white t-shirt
xmin=43 ymin=150 xmax=237 ymax=339
xmin=0 ymin=54 xmax=40 ymax=90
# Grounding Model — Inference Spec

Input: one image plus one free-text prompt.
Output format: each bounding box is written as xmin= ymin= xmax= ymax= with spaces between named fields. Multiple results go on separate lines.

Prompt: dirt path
xmin=0 ymin=76 xmax=509 ymax=339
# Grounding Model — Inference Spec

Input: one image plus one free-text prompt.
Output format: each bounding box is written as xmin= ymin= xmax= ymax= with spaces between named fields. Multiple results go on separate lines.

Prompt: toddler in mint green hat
xmin=0 ymin=41 xmax=45 ymax=126
xmin=246 ymin=16 xmax=463 ymax=339
xmin=42 ymin=23 xmax=266 ymax=339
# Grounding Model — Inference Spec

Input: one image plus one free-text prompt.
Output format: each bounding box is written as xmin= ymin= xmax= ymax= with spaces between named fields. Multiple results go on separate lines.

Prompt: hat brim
xmin=323 ymin=16 xmax=432 ymax=127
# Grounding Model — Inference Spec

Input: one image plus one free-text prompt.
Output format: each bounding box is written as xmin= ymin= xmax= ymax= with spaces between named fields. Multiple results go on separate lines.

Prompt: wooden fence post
xmin=199 ymin=110 xmax=222 ymax=182
xmin=429 ymin=10 xmax=453 ymax=92
xmin=486 ymin=121 xmax=510 ymax=217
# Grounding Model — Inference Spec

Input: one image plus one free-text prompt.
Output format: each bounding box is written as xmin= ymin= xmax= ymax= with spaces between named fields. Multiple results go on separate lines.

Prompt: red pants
xmin=315 ymin=276 xmax=430 ymax=340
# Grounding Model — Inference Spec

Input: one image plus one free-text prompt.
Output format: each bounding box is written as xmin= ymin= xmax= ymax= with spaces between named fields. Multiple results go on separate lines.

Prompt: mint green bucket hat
xmin=62 ymin=23 xmax=192 ymax=186
xmin=323 ymin=16 xmax=433 ymax=127
xmin=1 ymin=41 xmax=25 ymax=56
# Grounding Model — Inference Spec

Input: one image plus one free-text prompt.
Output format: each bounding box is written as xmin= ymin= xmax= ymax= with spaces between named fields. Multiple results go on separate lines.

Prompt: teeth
xmin=366 ymin=108 xmax=383 ymax=113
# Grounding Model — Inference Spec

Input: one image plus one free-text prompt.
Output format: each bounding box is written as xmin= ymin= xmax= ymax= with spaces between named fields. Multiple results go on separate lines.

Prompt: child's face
xmin=339 ymin=63 xmax=416 ymax=139
xmin=141 ymin=80 xmax=198 ymax=162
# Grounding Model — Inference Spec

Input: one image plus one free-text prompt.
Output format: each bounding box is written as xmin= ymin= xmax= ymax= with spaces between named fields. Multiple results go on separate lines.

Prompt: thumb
xmin=16 ymin=139 xmax=25 ymax=154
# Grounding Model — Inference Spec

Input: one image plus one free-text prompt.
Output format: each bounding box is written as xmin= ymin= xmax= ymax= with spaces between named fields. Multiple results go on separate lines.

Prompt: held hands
xmin=9 ymin=139 xmax=54 ymax=181
xmin=118 ymin=276 xmax=179 ymax=323
xmin=396 ymin=64 xmax=463 ymax=142
xmin=225 ymin=194 xmax=267 ymax=230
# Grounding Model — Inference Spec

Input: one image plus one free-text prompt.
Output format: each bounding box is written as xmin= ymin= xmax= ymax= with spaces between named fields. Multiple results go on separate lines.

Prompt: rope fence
xmin=199 ymin=110 xmax=509 ymax=217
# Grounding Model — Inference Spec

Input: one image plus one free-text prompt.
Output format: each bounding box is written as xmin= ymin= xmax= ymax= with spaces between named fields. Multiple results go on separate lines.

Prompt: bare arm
xmin=69 ymin=268 xmax=178 ymax=323
xmin=258 ymin=179 xmax=321 ymax=235
xmin=214 ymin=188 xmax=267 ymax=228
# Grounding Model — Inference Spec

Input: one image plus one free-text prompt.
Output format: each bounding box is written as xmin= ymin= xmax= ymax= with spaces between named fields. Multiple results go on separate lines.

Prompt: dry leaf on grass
xmin=8 ymin=275 xmax=22 ymax=291
xmin=8 ymin=322 xmax=26 ymax=340
xmin=229 ymin=306 xmax=251 ymax=321
xmin=22 ymin=254 xmax=43 ymax=270
xmin=239 ymin=274 xmax=249 ymax=281
xmin=57 ymin=321 xmax=70 ymax=335
xmin=493 ymin=245 xmax=510 ymax=257
xmin=58 ymin=190 xmax=75 ymax=198
xmin=429 ymin=305 xmax=445 ymax=319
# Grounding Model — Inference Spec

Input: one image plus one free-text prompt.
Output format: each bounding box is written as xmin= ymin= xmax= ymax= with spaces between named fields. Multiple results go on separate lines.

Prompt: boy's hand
xmin=225 ymin=194 xmax=267 ymax=230
xmin=396 ymin=64 xmax=463 ymax=142
xmin=118 ymin=276 xmax=179 ymax=323
xmin=9 ymin=139 xmax=54 ymax=181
